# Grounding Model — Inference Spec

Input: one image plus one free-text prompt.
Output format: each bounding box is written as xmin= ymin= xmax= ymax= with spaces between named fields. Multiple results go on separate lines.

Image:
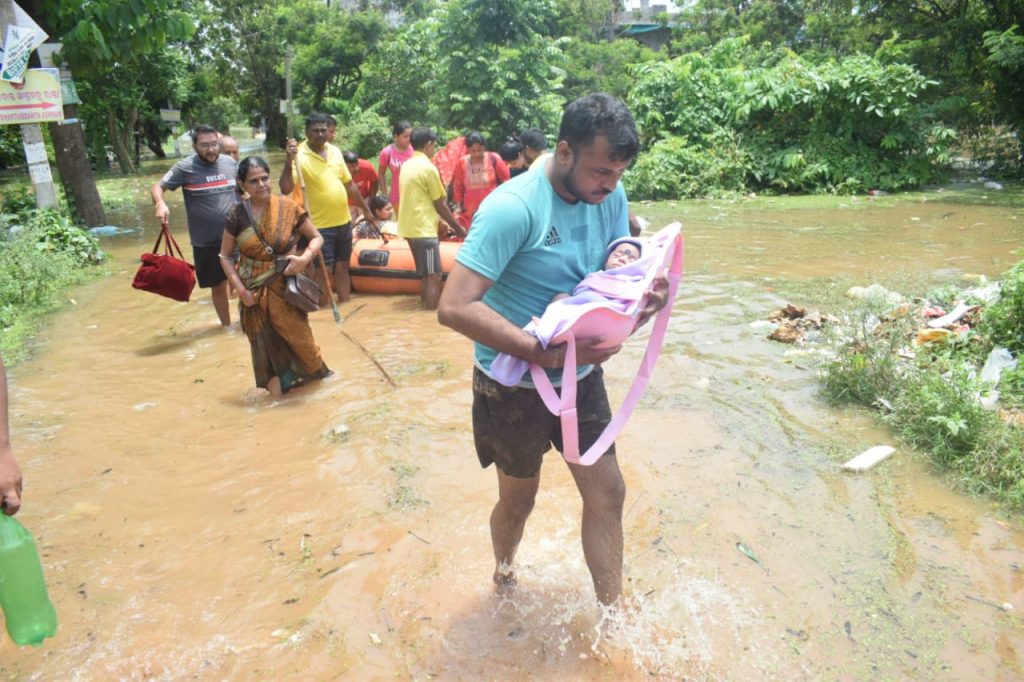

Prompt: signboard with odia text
xmin=0 ymin=68 xmax=62 ymax=124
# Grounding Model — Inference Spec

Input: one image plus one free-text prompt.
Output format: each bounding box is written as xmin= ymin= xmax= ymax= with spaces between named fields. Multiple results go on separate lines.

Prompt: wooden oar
xmin=292 ymin=148 xmax=341 ymax=323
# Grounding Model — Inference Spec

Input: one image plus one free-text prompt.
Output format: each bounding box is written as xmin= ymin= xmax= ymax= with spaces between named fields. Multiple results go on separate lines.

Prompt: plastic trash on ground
xmin=845 ymin=283 xmax=903 ymax=308
xmin=842 ymin=445 xmax=896 ymax=472
xmin=978 ymin=347 xmax=1017 ymax=409
xmin=927 ymin=301 xmax=972 ymax=328
xmin=88 ymin=225 xmax=139 ymax=237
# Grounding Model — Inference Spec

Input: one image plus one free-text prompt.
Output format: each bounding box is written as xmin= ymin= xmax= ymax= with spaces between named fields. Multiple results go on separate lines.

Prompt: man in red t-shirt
xmin=344 ymin=150 xmax=380 ymax=220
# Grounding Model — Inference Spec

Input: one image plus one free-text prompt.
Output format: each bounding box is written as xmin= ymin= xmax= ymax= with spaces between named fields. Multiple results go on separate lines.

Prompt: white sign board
xmin=159 ymin=108 xmax=181 ymax=123
xmin=0 ymin=68 xmax=63 ymax=124
xmin=28 ymin=162 xmax=51 ymax=184
xmin=22 ymin=139 xmax=45 ymax=164
xmin=1 ymin=25 xmax=36 ymax=82
xmin=36 ymin=43 xmax=62 ymax=69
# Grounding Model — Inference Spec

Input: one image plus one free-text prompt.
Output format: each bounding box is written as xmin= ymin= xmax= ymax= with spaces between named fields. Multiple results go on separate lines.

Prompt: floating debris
xmin=736 ymin=541 xmax=762 ymax=565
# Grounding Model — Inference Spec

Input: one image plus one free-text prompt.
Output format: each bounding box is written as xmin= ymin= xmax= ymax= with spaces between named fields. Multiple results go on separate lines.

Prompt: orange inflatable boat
xmin=350 ymin=237 xmax=461 ymax=294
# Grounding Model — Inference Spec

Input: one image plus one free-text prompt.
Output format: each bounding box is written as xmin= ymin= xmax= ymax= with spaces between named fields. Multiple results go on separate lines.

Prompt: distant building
xmin=613 ymin=0 xmax=681 ymax=51
xmin=324 ymin=0 xmax=401 ymax=25
xmin=618 ymin=0 xmax=685 ymax=14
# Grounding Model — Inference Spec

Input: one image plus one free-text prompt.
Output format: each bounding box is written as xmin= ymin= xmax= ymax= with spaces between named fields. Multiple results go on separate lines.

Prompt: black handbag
xmin=245 ymin=200 xmax=321 ymax=313
xmin=282 ymin=271 xmax=321 ymax=313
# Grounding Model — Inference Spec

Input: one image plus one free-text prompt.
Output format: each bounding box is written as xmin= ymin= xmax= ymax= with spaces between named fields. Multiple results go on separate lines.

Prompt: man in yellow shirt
xmin=280 ymin=113 xmax=377 ymax=303
xmin=398 ymin=127 xmax=464 ymax=310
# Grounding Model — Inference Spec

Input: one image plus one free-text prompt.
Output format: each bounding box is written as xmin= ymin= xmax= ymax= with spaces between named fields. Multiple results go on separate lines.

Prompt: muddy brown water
xmin=1 ymin=174 xmax=1023 ymax=680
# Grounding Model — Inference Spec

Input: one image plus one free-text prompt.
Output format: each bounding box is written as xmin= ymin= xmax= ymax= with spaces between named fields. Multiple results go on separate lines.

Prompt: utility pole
xmin=39 ymin=45 xmax=106 ymax=226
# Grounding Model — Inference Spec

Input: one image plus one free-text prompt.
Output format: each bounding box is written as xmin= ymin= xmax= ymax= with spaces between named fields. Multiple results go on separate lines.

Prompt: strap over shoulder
xmin=529 ymin=222 xmax=684 ymax=466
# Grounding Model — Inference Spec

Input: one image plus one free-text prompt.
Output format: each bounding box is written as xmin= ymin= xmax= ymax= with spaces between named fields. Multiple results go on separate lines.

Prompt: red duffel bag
xmin=131 ymin=223 xmax=196 ymax=302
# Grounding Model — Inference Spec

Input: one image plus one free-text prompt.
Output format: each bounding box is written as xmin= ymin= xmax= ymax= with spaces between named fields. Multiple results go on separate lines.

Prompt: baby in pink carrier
xmin=491 ymin=236 xmax=644 ymax=387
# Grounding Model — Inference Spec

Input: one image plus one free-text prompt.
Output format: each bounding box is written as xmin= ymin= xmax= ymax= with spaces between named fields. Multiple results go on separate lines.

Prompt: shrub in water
xmin=979 ymin=261 xmax=1024 ymax=356
xmin=0 ymin=205 xmax=105 ymax=354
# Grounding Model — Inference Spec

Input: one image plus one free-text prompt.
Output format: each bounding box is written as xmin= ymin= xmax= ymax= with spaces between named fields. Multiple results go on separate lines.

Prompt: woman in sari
xmin=219 ymin=156 xmax=330 ymax=398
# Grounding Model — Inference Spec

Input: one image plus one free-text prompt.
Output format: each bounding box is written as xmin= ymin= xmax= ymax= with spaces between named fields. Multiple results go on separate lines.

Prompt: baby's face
xmin=606 ymin=243 xmax=641 ymax=269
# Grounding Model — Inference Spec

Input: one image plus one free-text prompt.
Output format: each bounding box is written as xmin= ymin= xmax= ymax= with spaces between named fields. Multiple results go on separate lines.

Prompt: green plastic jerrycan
xmin=0 ymin=514 xmax=57 ymax=646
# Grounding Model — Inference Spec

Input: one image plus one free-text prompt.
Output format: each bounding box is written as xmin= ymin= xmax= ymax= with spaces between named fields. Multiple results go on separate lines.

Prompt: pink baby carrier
xmin=525 ymin=222 xmax=684 ymax=466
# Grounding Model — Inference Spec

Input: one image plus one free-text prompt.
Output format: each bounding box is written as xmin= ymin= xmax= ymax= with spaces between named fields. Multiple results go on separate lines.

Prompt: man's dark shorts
xmin=407 ymin=237 xmax=441 ymax=276
xmin=472 ymin=365 xmax=615 ymax=479
xmin=318 ymin=222 xmax=353 ymax=269
xmin=192 ymin=245 xmax=227 ymax=289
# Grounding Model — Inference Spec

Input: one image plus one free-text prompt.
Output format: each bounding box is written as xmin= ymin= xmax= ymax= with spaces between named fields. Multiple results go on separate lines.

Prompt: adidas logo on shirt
xmin=544 ymin=225 xmax=562 ymax=247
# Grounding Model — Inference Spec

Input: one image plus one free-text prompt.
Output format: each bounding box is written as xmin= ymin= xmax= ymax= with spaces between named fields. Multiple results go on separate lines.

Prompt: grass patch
xmin=819 ymin=266 xmax=1024 ymax=510
xmin=0 ymin=188 xmax=107 ymax=361
xmin=387 ymin=462 xmax=427 ymax=511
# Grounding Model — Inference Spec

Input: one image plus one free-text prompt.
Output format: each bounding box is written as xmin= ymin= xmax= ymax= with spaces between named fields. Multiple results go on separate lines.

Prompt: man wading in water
xmin=151 ymin=125 xmax=238 ymax=326
xmin=280 ymin=113 xmax=377 ymax=305
xmin=438 ymin=94 xmax=668 ymax=606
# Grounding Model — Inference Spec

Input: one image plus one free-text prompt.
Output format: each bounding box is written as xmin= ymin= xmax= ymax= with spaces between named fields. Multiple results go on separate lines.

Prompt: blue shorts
xmin=318 ymin=223 xmax=353 ymax=268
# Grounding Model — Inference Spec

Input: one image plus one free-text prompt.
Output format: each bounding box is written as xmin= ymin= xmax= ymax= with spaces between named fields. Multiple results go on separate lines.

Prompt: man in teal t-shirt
xmin=438 ymin=94 xmax=668 ymax=607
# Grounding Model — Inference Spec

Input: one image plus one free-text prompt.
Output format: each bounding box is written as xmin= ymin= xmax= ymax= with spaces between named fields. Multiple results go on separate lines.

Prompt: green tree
xmin=293 ymin=10 xmax=387 ymax=113
xmin=562 ymin=38 xmax=663 ymax=102
xmin=627 ymin=39 xmax=955 ymax=197
xmin=353 ymin=16 xmax=437 ymax=125
xmin=435 ymin=0 xmax=567 ymax=141
xmin=984 ymin=23 xmax=1024 ymax=169
xmin=669 ymin=1 xmax=1024 ymax=175
xmin=552 ymin=0 xmax=617 ymax=41
xmin=46 ymin=0 xmax=195 ymax=174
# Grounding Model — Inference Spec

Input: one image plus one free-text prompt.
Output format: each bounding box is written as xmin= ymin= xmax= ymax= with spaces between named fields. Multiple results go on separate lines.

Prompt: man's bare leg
xmin=211 ymin=281 xmax=231 ymax=326
xmin=568 ymin=453 xmax=626 ymax=605
xmin=422 ymin=272 xmax=442 ymax=310
xmin=333 ymin=261 xmax=352 ymax=303
xmin=491 ymin=468 xmax=540 ymax=592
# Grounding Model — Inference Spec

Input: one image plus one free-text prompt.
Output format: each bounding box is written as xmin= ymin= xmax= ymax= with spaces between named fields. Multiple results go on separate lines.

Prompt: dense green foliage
xmin=625 ymin=38 xmax=956 ymax=197
xmin=433 ymin=0 xmax=567 ymax=142
xmin=29 ymin=0 xmax=196 ymax=173
xmin=16 ymin=0 xmax=1023 ymax=184
xmin=0 ymin=189 xmax=106 ymax=358
xmin=979 ymin=261 xmax=1024 ymax=356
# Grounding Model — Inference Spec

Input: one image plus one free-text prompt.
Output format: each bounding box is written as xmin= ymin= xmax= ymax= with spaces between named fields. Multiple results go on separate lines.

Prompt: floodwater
xmin=1 ymin=176 xmax=1023 ymax=680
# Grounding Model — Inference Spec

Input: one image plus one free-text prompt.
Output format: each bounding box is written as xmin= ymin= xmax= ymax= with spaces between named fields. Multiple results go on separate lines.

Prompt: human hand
xmin=0 ymin=448 xmax=23 ymax=516
xmin=450 ymin=221 xmax=467 ymax=239
xmin=155 ymin=202 xmax=169 ymax=228
xmin=636 ymin=272 xmax=671 ymax=329
xmin=549 ymin=337 xmax=622 ymax=369
xmin=285 ymin=139 xmax=298 ymax=158
xmin=240 ymin=289 xmax=258 ymax=307
xmin=282 ymin=253 xmax=310 ymax=276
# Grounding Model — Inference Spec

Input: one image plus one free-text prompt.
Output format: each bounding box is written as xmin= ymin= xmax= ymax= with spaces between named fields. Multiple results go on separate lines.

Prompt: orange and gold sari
xmin=227 ymin=194 xmax=330 ymax=392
